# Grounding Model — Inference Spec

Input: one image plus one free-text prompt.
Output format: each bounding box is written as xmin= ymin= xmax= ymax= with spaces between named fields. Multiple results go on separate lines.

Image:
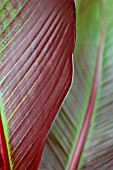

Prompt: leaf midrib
xmin=68 ymin=11 xmax=106 ymax=170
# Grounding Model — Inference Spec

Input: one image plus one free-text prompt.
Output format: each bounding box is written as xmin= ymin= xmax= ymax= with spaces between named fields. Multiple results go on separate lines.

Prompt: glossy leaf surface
xmin=40 ymin=0 xmax=113 ymax=169
xmin=0 ymin=0 xmax=75 ymax=169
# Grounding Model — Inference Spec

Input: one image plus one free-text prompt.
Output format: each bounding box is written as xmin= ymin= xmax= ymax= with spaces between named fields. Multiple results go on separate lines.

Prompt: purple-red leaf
xmin=0 ymin=0 xmax=75 ymax=169
xmin=40 ymin=1 xmax=113 ymax=170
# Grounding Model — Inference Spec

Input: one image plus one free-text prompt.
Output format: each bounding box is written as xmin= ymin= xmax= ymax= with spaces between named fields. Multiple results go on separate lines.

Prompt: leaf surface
xmin=0 ymin=0 xmax=75 ymax=169
xmin=40 ymin=0 xmax=113 ymax=169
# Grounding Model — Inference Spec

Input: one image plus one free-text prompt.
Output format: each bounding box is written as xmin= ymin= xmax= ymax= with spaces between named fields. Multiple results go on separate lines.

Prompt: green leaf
xmin=40 ymin=0 xmax=113 ymax=169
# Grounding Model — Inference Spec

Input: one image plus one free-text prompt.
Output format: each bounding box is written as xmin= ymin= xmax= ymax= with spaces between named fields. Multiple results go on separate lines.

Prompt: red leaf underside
xmin=0 ymin=0 xmax=75 ymax=169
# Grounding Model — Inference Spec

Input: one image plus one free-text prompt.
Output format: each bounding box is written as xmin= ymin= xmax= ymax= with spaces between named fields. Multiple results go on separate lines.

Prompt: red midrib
xmin=68 ymin=18 xmax=106 ymax=170
xmin=68 ymin=56 xmax=101 ymax=170
xmin=0 ymin=115 xmax=10 ymax=170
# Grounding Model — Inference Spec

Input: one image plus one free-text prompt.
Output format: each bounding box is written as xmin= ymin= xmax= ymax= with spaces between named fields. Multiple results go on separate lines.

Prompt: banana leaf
xmin=0 ymin=0 xmax=75 ymax=169
xmin=40 ymin=0 xmax=113 ymax=169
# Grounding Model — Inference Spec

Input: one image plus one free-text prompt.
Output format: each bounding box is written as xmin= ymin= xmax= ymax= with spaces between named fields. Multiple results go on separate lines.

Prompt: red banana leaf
xmin=0 ymin=0 xmax=76 ymax=169
xmin=40 ymin=0 xmax=113 ymax=170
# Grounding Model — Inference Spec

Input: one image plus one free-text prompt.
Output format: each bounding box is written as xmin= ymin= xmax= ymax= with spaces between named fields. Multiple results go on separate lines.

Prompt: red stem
xmin=0 ymin=115 xmax=10 ymax=170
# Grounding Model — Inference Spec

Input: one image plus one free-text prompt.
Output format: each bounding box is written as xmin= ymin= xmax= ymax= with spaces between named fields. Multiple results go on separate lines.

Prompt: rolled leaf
xmin=40 ymin=0 xmax=113 ymax=169
xmin=0 ymin=0 xmax=76 ymax=169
